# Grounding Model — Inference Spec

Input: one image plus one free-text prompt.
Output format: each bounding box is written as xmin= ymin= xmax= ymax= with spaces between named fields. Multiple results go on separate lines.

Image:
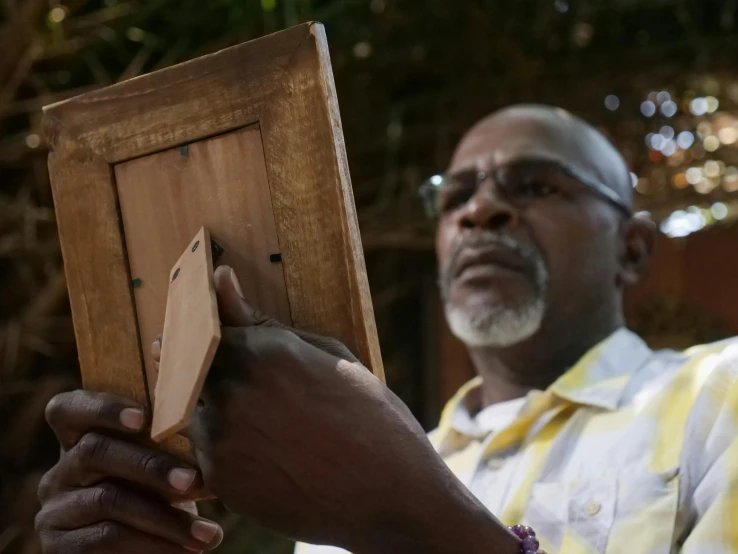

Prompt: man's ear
xmin=618 ymin=212 xmax=656 ymax=287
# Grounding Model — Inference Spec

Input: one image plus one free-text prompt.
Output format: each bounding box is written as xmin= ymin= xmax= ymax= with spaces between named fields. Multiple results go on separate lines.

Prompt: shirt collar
xmin=436 ymin=329 xmax=653 ymax=446
xmin=550 ymin=328 xmax=652 ymax=411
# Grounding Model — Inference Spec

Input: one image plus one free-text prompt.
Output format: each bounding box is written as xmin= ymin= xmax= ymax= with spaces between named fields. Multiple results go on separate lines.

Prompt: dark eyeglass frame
xmin=419 ymin=158 xmax=633 ymax=219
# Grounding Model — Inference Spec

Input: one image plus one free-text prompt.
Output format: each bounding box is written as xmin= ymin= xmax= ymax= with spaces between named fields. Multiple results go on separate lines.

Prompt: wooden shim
xmin=44 ymin=23 xmax=384 ymax=459
xmin=152 ymin=227 xmax=220 ymax=442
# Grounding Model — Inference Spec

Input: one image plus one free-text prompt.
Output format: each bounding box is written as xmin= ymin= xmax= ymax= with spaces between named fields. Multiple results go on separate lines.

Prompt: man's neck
xmin=468 ymin=319 xmax=623 ymax=410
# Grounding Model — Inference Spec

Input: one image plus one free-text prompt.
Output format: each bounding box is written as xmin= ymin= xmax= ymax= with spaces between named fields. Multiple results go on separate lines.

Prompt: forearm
xmin=350 ymin=474 xmax=520 ymax=554
xmin=379 ymin=506 xmax=520 ymax=554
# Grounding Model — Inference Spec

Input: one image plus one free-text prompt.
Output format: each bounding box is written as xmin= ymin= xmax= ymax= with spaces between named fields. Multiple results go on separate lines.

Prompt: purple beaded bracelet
xmin=508 ymin=524 xmax=547 ymax=554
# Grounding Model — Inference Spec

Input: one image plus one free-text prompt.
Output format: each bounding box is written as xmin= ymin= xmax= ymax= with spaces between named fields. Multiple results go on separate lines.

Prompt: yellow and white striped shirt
xmin=297 ymin=329 xmax=738 ymax=554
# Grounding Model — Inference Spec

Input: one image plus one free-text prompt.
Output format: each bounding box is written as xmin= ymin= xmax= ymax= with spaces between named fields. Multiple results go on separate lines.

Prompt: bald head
xmin=450 ymin=104 xmax=633 ymax=209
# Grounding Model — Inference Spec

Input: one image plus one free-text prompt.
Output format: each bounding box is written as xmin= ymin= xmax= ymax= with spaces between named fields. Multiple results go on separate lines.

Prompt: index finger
xmin=45 ymin=390 xmax=147 ymax=451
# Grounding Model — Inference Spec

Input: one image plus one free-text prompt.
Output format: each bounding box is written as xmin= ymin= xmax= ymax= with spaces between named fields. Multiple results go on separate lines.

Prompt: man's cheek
xmin=435 ymin=223 xmax=455 ymax=267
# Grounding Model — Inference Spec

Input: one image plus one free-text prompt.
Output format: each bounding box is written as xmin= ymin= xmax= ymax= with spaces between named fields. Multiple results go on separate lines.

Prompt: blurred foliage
xmin=3 ymin=0 xmax=738 ymax=553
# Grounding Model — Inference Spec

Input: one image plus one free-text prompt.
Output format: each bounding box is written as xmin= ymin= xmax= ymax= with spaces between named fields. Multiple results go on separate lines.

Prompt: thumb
xmin=213 ymin=265 xmax=283 ymax=328
xmin=213 ymin=266 xmax=360 ymax=363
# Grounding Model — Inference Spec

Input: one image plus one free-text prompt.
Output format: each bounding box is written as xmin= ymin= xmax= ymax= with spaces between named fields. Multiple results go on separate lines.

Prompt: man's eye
xmin=439 ymin=187 xmax=475 ymax=212
xmin=516 ymin=179 xmax=559 ymax=198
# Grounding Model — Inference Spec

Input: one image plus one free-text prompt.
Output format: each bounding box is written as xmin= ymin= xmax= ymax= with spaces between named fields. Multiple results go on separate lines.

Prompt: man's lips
xmin=452 ymin=246 xmax=528 ymax=280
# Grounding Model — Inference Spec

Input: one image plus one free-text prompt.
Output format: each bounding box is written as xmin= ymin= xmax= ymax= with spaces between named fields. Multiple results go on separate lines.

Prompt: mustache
xmin=440 ymin=231 xmax=545 ymax=290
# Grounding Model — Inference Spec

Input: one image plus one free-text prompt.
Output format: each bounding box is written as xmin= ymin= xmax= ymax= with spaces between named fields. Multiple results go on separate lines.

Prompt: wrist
xmin=351 ymin=472 xmax=520 ymax=554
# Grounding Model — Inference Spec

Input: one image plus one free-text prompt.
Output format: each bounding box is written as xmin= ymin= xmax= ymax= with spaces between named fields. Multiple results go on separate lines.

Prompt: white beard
xmin=445 ymin=295 xmax=546 ymax=348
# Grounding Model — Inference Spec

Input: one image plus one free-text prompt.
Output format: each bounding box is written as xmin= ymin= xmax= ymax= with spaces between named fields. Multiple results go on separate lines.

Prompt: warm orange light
xmin=672 ymin=173 xmax=689 ymax=189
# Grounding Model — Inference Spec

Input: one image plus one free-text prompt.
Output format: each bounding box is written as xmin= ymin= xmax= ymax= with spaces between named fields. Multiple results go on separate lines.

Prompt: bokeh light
xmin=704 ymin=136 xmax=721 ymax=152
xmin=677 ymin=131 xmax=695 ymax=149
xmin=690 ymin=97 xmax=709 ymax=116
xmin=24 ymin=134 xmax=41 ymax=149
xmin=711 ymin=202 xmax=729 ymax=220
xmin=49 ymin=6 xmax=67 ymax=23
xmin=640 ymin=101 xmax=656 ymax=117
xmin=686 ymin=167 xmax=703 ymax=185
xmin=660 ymin=126 xmax=675 ymax=140
xmin=604 ymin=95 xmax=620 ymax=111
xmin=718 ymin=127 xmax=738 ymax=145
xmin=661 ymin=101 xmax=678 ymax=117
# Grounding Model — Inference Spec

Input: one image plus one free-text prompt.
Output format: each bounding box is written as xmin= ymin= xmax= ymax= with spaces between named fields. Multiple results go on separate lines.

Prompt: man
xmin=35 ymin=105 xmax=738 ymax=554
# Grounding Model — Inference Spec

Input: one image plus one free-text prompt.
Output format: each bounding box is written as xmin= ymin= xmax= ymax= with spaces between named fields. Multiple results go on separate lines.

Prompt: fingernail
xmin=229 ymin=268 xmax=245 ymax=299
xmin=119 ymin=408 xmax=144 ymax=430
xmin=151 ymin=339 xmax=161 ymax=358
xmin=191 ymin=520 xmax=220 ymax=544
xmin=168 ymin=467 xmax=197 ymax=492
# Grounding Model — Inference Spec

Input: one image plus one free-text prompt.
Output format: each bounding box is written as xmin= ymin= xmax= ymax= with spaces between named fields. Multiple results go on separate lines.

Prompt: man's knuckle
xmin=261 ymin=329 xmax=299 ymax=358
xmin=321 ymin=337 xmax=345 ymax=355
xmin=95 ymin=521 xmax=125 ymax=544
xmin=135 ymin=451 xmax=168 ymax=479
xmin=323 ymin=336 xmax=340 ymax=348
xmin=89 ymin=483 xmax=121 ymax=515
xmin=281 ymin=333 xmax=304 ymax=360
xmin=75 ymin=433 xmax=110 ymax=468
xmin=244 ymin=327 xmax=278 ymax=356
xmin=243 ymin=325 xmax=267 ymax=341
xmin=37 ymin=469 xmax=56 ymax=502
xmin=34 ymin=507 xmax=49 ymax=532
xmin=44 ymin=393 xmax=71 ymax=428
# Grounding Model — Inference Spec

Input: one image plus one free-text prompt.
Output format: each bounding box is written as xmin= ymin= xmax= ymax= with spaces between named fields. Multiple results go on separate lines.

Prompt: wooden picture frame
xmin=43 ymin=22 xmax=384 ymax=456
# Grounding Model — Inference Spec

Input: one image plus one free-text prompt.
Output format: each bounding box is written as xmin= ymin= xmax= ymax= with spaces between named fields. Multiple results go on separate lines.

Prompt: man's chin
xmin=444 ymin=302 xmax=545 ymax=349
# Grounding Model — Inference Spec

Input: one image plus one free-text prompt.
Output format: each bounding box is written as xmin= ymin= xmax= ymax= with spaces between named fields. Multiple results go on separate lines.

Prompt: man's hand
xmin=172 ymin=266 xmax=519 ymax=554
xmin=35 ymin=390 xmax=224 ymax=553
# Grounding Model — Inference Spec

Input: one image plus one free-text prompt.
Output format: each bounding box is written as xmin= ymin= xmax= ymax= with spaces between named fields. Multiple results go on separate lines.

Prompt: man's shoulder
xmin=681 ymin=335 xmax=738 ymax=357
xmin=662 ymin=336 xmax=738 ymax=411
xmin=679 ymin=336 xmax=738 ymax=381
xmin=645 ymin=335 xmax=738 ymax=378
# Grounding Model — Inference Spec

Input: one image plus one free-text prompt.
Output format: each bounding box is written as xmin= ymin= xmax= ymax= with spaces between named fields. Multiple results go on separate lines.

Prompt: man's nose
xmin=457 ymin=188 xmax=520 ymax=230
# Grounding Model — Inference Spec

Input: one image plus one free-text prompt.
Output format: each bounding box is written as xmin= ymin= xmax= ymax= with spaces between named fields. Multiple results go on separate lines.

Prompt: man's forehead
xmin=449 ymin=113 xmax=584 ymax=172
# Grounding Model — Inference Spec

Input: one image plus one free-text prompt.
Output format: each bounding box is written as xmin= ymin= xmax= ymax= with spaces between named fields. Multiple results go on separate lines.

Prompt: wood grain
xmin=261 ymin=24 xmax=384 ymax=379
xmin=46 ymin=133 xmax=147 ymax=405
xmin=42 ymin=25 xmax=309 ymax=163
xmin=44 ymin=22 xmax=384 ymax=459
xmin=152 ymin=228 xmax=220 ymax=442
xmin=115 ymin=124 xmax=291 ymax=397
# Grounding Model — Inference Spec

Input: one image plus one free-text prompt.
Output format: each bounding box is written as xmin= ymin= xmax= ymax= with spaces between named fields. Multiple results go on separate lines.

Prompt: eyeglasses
xmin=419 ymin=157 xmax=632 ymax=219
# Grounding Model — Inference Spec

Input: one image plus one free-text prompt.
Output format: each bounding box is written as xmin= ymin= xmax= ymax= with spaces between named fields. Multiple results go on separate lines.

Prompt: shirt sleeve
xmin=679 ymin=346 xmax=738 ymax=552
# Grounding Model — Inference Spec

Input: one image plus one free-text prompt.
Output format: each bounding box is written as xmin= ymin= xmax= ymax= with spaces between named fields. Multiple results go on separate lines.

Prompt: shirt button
xmin=486 ymin=458 xmax=504 ymax=470
xmin=586 ymin=502 xmax=602 ymax=516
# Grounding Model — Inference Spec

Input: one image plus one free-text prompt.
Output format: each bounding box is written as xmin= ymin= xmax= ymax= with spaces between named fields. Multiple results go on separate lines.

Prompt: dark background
xmin=2 ymin=1 xmax=738 ymax=552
